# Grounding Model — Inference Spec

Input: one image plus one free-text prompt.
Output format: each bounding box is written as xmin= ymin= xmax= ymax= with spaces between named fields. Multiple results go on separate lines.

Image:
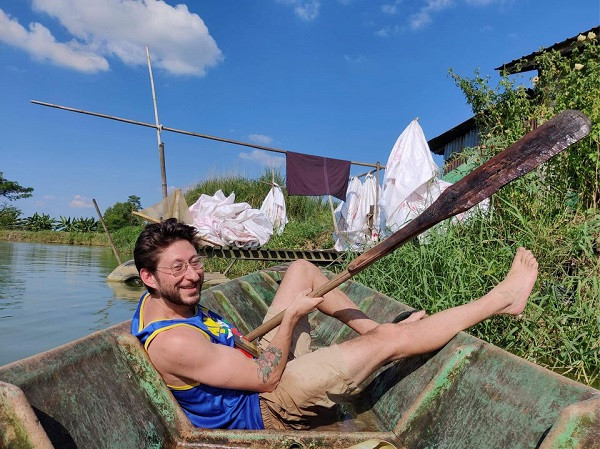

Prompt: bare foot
xmin=490 ymin=247 xmax=538 ymax=316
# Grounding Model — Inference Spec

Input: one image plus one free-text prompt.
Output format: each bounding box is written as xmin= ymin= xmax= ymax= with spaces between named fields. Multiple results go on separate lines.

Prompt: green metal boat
xmin=1 ymin=267 xmax=598 ymax=448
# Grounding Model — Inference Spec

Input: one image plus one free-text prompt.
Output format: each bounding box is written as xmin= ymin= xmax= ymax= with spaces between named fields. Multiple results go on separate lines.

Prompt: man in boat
xmin=131 ymin=218 xmax=538 ymax=430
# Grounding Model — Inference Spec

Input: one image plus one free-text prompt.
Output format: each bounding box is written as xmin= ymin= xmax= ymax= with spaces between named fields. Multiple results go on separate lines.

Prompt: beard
xmin=155 ymin=279 xmax=201 ymax=307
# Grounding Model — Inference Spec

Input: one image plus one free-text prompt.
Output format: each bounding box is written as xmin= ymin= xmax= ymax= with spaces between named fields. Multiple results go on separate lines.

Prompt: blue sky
xmin=1 ymin=0 xmax=597 ymax=219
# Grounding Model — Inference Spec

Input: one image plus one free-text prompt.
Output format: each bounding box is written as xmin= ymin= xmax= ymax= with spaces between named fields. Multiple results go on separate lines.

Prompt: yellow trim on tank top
xmin=144 ymin=323 xmax=210 ymax=351
xmin=137 ymin=292 xmax=151 ymax=333
xmin=167 ymin=382 xmax=199 ymax=390
xmin=139 ymin=293 xmax=200 ymax=331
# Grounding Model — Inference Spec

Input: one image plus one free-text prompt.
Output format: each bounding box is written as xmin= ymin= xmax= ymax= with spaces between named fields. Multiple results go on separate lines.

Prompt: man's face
xmin=152 ymin=240 xmax=204 ymax=307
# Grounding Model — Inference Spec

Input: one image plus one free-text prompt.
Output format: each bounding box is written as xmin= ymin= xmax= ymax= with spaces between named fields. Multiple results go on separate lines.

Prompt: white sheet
xmin=188 ymin=190 xmax=273 ymax=248
xmin=259 ymin=183 xmax=288 ymax=235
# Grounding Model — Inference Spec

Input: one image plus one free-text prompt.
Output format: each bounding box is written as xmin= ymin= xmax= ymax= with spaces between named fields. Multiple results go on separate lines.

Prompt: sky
xmin=0 ymin=0 xmax=598 ymax=219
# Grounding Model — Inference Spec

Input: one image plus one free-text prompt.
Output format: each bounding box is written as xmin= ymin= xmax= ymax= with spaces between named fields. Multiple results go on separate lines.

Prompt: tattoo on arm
xmin=256 ymin=346 xmax=283 ymax=383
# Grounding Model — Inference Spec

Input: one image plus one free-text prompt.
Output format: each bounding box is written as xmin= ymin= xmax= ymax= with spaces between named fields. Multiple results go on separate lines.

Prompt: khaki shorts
xmin=257 ymin=306 xmax=358 ymax=430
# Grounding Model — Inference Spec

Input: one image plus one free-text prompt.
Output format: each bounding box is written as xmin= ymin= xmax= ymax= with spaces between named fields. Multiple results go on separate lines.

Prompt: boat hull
xmin=1 ymin=268 xmax=598 ymax=448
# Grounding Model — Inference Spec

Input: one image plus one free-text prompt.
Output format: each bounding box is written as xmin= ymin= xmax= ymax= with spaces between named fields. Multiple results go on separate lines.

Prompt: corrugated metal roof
xmin=495 ymin=26 xmax=599 ymax=74
xmin=427 ymin=116 xmax=477 ymax=155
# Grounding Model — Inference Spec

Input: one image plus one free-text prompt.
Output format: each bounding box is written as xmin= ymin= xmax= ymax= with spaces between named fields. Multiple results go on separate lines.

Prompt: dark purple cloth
xmin=286 ymin=151 xmax=351 ymax=201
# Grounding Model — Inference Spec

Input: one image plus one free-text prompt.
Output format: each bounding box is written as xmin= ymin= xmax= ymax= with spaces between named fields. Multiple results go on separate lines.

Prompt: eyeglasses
xmin=156 ymin=255 xmax=204 ymax=277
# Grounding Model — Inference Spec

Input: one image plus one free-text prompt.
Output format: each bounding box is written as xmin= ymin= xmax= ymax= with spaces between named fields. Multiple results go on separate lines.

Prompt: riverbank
xmin=0 ymin=229 xmax=109 ymax=246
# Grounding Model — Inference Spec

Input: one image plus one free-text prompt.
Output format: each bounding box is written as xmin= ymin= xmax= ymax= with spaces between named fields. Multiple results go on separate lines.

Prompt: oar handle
xmin=244 ymin=269 xmax=353 ymax=343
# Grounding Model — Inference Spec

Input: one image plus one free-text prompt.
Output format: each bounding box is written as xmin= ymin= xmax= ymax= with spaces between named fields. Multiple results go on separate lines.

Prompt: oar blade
xmin=348 ymin=110 xmax=591 ymax=273
xmin=444 ymin=109 xmax=591 ymax=216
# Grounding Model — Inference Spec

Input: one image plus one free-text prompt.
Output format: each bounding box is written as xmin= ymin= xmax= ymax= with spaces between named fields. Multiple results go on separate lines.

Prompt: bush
xmin=103 ymin=195 xmax=143 ymax=231
xmin=0 ymin=204 xmax=22 ymax=229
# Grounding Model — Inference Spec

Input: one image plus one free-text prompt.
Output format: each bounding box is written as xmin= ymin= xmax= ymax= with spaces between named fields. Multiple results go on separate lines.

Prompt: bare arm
xmin=147 ymin=290 xmax=324 ymax=392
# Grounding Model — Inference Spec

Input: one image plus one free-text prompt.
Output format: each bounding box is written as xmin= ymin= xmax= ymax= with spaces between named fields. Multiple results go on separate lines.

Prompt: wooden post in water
xmin=93 ymin=199 xmax=122 ymax=266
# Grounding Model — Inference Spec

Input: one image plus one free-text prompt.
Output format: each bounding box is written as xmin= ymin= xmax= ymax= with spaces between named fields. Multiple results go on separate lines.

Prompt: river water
xmin=0 ymin=241 xmax=145 ymax=366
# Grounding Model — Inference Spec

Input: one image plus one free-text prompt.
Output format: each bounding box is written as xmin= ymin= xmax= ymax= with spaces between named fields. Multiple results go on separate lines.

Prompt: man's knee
xmin=286 ymin=259 xmax=315 ymax=277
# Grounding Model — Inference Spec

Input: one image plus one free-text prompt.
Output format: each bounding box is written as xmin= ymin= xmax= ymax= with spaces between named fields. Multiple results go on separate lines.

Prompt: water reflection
xmin=0 ymin=242 xmax=144 ymax=366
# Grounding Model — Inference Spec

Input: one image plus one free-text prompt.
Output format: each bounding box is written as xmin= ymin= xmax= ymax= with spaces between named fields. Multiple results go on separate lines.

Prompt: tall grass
xmin=354 ymin=200 xmax=599 ymax=387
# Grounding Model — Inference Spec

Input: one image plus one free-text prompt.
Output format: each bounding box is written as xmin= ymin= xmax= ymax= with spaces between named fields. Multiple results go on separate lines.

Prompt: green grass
xmin=354 ymin=204 xmax=600 ymax=388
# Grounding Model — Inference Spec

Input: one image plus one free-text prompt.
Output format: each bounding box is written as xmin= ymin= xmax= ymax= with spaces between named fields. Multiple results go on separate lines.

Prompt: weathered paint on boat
xmin=1 ymin=268 xmax=598 ymax=449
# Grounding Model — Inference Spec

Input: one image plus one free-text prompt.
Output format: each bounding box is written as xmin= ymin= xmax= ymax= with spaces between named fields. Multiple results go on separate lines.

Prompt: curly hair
xmin=134 ymin=218 xmax=199 ymax=292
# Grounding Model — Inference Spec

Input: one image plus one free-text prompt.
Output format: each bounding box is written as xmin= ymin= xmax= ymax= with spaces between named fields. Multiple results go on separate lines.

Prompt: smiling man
xmin=131 ymin=218 xmax=538 ymax=430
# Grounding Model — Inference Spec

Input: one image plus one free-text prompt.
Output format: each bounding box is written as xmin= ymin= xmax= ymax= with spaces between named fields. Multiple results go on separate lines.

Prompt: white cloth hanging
xmin=259 ymin=183 xmax=288 ymax=235
xmin=188 ymin=190 xmax=273 ymax=248
xmin=379 ymin=119 xmax=489 ymax=238
xmin=378 ymin=119 xmax=440 ymax=237
xmin=334 ymin=175 xmax=380 ymax=251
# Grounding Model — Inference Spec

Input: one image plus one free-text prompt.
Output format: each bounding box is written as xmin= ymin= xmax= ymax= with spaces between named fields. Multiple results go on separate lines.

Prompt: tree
xmin=0 ymin=204 xmax=22 ymax=229
xmin=0 ymin=172 xmax=34 ymax=201
xmin=103 ymin=195 xmax=143 ymax=231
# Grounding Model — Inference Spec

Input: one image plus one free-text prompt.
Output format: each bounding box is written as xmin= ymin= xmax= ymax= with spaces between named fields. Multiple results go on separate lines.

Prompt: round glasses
xmin=156 ymin=255 xmax=204 ymax=277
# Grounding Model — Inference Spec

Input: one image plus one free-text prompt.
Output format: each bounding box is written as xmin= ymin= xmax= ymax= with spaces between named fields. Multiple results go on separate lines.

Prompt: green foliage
xmin=0 ymin=172 xmax=34 ymax=201
xmin=109 ymin=225 xmax=146 ymax=259
xmin=0 ymin=204 xmax=22 ymax=229
xmin=103 ymin=195 xmax=143 ymax=231
xmin=382 ymin=38 xmax=600 ymax=387
xmin=56 ymin=216 xmax=99 ymax=233
xmin=21 ymin=213 xmax=57 ymax=231
xmin=450 ymin=35 xmax=599 ymax=208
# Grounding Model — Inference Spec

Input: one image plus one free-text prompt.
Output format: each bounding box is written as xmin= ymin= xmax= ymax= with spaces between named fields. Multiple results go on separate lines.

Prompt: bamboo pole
xmin=30 ymin=100 xmax=381 ymax=169
xmin=374 ymin=161 xmax=381 ymax=238
xmin=93 ymin=199 xmax=122 ymax=266
xmin=328 ymin=195 xmax=339 ymax=235
xmin=146 ymin=47 xmax=168 ymax=200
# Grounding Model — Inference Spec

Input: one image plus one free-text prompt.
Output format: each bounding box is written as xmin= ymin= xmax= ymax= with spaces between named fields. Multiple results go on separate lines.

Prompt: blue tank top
xmin=131 ymin=292 xmax=264 ymax=430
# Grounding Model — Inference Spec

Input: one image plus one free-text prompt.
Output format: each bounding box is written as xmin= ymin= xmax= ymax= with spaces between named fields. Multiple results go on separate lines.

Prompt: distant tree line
xmin=0 ymin=174 xmax=143 ymax=233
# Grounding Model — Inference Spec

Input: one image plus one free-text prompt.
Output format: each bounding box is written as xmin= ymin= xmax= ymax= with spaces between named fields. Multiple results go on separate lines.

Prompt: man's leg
xmin=339 ymin=247 xmax=538 ymax=386
xmin=261 ymin=248 xmax=537 ymax=429
xmin=272 ymin=259 xmax=380 ymax=334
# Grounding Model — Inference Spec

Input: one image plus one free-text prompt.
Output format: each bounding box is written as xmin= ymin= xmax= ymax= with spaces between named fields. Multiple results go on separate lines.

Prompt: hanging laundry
xmin=334 ymin=174 xmax=380 ymax=251
xmin=379 ymin=119 xmax=488 ymax=238
xmin=259 ymin=182 xmax=288 ymax=235
xmin=379 ymin=119 xmax=440 ymax=237
xmin=286 ymin=151 xmax=351 ymax=201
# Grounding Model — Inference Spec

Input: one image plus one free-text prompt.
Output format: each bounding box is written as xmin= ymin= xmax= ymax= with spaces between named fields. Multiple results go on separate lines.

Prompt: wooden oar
xmin=234 ymin=109 xmax=591 ymax=357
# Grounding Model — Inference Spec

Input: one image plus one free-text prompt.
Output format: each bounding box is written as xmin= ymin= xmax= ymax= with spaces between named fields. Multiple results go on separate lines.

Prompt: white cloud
xmin=0 ymin=1 xmax=223 ymax=76
xmin=248 ymin=134 xmax=274 ymax=145
xmin=381 ymin=1 xmax=403 ymax=15
xmin=376 ymin=25 xmax=400 ymax=38
xmin=239 ymin=150 xmax=285 ymax=168
xmin=70 ymin=195 xmax=93 ymax=208
xmin=0 ymin=9 xmax=109 ymax=73
xmin=410 ymin=0 xmax=454 ymax=30
xmin=276 ymin=0 xmax=321 ymax=21
xmin=344 ymin=54 xmax=366 ymax=64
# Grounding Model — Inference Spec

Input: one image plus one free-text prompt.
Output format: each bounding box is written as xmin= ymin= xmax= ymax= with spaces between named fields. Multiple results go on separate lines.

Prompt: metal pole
xmin=146 ymin=47 xmax=168 ymax=199
xmin=92 ymin=199 xmax=123 ymax=266
xmin=30 ymin=100 xmax=383 ymax=169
